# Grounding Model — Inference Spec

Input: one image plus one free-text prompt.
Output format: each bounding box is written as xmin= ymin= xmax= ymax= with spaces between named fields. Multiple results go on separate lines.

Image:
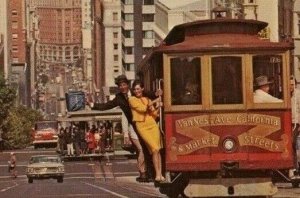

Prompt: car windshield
xmin=31 ymin=156 xmax=61 ymax=163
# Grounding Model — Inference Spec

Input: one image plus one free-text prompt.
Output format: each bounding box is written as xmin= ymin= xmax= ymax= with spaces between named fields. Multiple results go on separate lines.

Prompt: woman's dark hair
xmin=132 ymin=79 xmax=144 ymax=89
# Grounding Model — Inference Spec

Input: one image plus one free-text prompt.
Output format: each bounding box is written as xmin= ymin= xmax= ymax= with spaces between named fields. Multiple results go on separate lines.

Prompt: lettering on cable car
xmin=169 ymin=113 xmax=288 ymax=161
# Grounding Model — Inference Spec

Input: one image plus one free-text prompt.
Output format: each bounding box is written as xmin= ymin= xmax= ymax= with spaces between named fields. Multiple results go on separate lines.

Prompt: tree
xmin=2 ymin=106 xmax=42 ymax=149
xmin=0 ymin=74 xmax=42 ymax=149
xmin=0 ymin=74 xmax=16 ymax=126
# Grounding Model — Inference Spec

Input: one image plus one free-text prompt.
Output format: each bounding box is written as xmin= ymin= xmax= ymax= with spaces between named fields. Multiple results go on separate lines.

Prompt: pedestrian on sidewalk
xmin=8 ymin=152 xmax=17 ymax=178
xmin=65 ymin=126 xmax=74 ymax=156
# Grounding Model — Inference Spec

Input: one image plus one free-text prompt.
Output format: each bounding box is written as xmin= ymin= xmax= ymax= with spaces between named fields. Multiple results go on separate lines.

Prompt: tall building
xmin=82 ymin=0 xmax=93 ymax=94
xmin=0 ymin=0 xmax=29 ymax=106
xmin=27 ymin=0 xmax=83 ymax=118
xmin=154 ymin=0 xmax=212 ymax=44
xmin=0 ymin=0 xmax=9 ymax=78
xmin=95 ymin=0 xmax=156 ymax=100
xmin=92 ymin=0 xmax=104 ymax=94
xmin=102 ymin=0 xmax=122 ymax=91
xmin=35 ymin=0 xmax=82 ymax=65
xmin=121 ymin=0 xmax=156 ymax=82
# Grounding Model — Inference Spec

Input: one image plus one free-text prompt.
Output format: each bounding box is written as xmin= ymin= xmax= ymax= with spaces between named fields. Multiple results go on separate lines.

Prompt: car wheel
xmin=28 ymin=178 xmax=33 ymax=183
xmin=57 ymin=177 xmax=63 ymax=183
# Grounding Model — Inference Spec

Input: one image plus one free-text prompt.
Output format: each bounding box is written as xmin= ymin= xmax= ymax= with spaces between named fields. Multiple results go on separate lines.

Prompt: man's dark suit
xmin=92 ymin=92 xmax=132 ymax=123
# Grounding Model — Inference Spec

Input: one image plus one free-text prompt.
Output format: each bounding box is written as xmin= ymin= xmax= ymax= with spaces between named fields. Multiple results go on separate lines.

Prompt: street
xmin=0 ymin=149 xmax=162 ymax=198
xmin=1 ymin=149 xmax=300 ymax=198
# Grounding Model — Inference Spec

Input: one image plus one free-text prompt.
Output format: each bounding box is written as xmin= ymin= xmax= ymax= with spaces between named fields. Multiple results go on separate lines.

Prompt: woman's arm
xmin=128 ymin=97 xmax=148 ymax=113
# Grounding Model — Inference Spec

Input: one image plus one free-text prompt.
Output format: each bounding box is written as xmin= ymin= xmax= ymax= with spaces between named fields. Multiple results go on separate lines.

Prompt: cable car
xmin=137 ymin=18 xmax=294 ymax=197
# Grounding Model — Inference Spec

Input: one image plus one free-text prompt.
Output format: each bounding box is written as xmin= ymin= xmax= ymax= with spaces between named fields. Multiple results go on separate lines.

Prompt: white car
xmin=26 ymin=155 xmax=64 ymax=183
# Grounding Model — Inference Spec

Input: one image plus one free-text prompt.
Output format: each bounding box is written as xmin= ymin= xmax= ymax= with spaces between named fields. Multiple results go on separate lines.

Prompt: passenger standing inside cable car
xmin=89 ymin=75 xmax=148 ymax=182
xmin=253 ymin=75 xmax=283 ymax=103
xmin=291 ymin=76 xmax=300 ymax=172
xmin=129 ymin=80 xmax=165 ymax=182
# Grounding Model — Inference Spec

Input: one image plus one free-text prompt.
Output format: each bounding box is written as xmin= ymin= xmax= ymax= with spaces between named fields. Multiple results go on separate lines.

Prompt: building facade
xmin=35 ymin=0 xmax=82 ymax=64
xmin=121 ymin=0 xmax=156 ymax=82
xmin=27 ymin=0 xmax=84 ymax=118
xmin=102 ymin=0 xmax=122 ymax=89
xmin=0 ymin=0 xmax=30 ymax=106
xmin=154 ymin=0 xmax=212 ymax=44
xmin=82 ymin=0 xmax=93 ymax=94
xmin=0 ymin=0 xmax=9 ymax=78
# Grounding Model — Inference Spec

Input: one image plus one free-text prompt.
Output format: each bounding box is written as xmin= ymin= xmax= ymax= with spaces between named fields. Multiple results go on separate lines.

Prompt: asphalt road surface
xmin=0 ymin=149 xmax=163 ymax=198
xmin=1 ymin=149 xmax=300 ymax=198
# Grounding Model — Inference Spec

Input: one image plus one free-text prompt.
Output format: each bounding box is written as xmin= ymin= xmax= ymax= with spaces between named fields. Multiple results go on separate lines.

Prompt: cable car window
xmin=212 ymin=56 xmax=243 ymax=104
xmin=170 ymin=57 xmax=201 ymax=105
xmin=253 ymin=55 xmax=283 ymax=103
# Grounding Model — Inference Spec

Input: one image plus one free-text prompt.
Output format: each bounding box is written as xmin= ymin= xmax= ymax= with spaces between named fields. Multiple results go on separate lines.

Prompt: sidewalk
xmin=1 ymin=149 xmax=136 ymax=162
xmin=61 ymin=150 xmax=136 ymax=161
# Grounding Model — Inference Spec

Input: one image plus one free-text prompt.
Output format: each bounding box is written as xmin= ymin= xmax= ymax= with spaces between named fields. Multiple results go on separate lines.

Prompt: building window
xmin=73 ymin=46 xmax=79 ymax=55
xmin=12 ymin=10 xmax=18 ymax=16
xmin=124 ymin=47 xmax=133 ymax=55
xmin=124 ymin=63 xmax=134 ymax=71
xmin=12 ymin=46 xmax=18 ymax=53
xmin=143 ymin=0 xmax=154 ymax=5
xmin=143 ymin=14 xmax=154 ymax=22
xmin=124 ymin=14 xmax=134 ymax=21
xmin=113 ymin=12 xmax=118 ymax=21
xmin=12 ymin=57 xmax=19 ymax=63
xmin=114 ymin=55 xmax=118 ymax=61
xmin=123 ymin=30 xmax=134 ymax=38
xmin=143 ymin=30 xmax=153 ymax=39
xmin=124 ymin=0 xmax=133 ymax=5
xmin=113 ymin=32 xmax=118 ymax=38
xmin=12 ymin=21 xmax=18 ymax=29
xmin=12 ymin=33 xmax=18 ymax=40
xmin=114 ymin=44 xmax=118 ymax=50
xmin=65 ymin=47 xmax=71 ymax=56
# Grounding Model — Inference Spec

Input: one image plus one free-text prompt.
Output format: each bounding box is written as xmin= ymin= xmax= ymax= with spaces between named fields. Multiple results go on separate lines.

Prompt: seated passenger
xmin=180 ymin=79 xmax=200 ymax=105
xmin=253 ymin=75 xmax=283 ymax=103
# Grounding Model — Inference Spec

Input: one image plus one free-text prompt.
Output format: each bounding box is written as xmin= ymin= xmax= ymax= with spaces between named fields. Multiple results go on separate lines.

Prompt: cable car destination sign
xmin=169 ymin=113 xmax=288 ymax=161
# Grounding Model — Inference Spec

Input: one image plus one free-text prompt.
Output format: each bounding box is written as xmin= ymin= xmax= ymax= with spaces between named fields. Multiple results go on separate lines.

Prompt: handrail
xmin=158 ymin=79 xmax=164 ymax=135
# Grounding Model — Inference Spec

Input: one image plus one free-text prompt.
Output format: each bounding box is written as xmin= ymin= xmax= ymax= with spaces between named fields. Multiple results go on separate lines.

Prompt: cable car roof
xmin=138 ymin=19 xmax=294 ymax=71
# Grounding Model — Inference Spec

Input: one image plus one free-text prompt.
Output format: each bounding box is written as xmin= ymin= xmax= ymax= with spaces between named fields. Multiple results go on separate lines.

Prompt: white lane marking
xmin=0 ymin=181 xmax=18 ymax=192
xmin=82 ymin=181 xmax=129 ymax=198
xmin=0 ymin=164 xmax=27 ymax=167
xmin=37 ymin=194 xmax=95 ymax=197
xmin=65 ymin=172 xmax=136 ymax=176
xmin=3 ymin=150 xmax=55 ymax=154
xmin=0 ymin=172 xmax=137 ymax=179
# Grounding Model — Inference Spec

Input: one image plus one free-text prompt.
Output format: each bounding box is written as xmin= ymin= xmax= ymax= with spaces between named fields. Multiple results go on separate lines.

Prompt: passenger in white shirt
xmin=253 ymin=75 xmax=283 ymax=103
xmin=291 ymin=77 xmax=300 ymax=174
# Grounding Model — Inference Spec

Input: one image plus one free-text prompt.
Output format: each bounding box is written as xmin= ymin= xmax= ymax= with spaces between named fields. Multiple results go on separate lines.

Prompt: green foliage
xmin=0 ymin=74 xmax=16 ymax=126
xmin=2 ymin=106 xmax=42 ymax=149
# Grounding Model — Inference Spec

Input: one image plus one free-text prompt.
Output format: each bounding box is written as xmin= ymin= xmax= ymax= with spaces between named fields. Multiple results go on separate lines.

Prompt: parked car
xmin=26 ymin=155 xmax=64 ymax=183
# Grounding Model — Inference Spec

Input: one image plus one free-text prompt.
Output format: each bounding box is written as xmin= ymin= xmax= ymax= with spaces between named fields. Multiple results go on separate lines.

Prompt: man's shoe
xmin=122 ymin=144 xmax=136 ymax=153
xmin=136 ymin=172 xmax=148 ymax=182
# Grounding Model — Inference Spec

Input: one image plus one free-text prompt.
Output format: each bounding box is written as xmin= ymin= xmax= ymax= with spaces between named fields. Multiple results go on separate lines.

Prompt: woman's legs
xmin=152 ymin=150 xmax=164 ymax=181
xmin=131 ymin=138 xmax=146 ymax=173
